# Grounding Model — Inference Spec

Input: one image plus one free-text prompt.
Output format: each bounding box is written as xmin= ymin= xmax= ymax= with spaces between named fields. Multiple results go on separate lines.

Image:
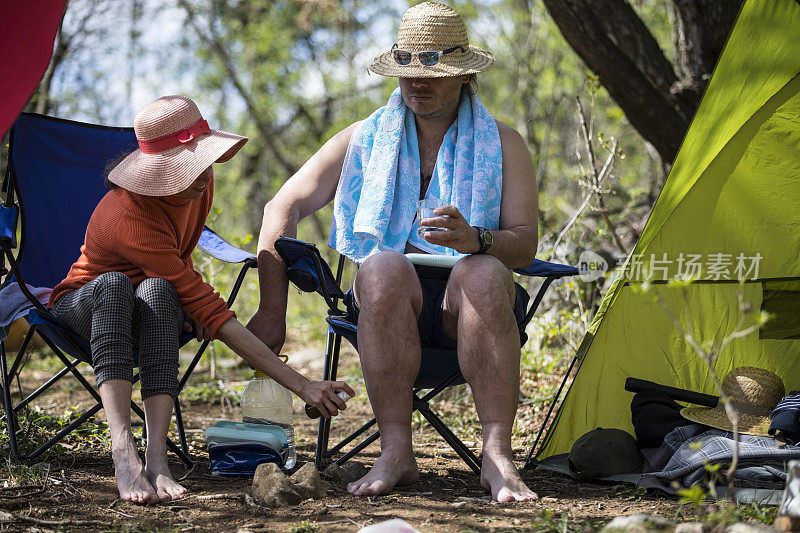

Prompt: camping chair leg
xmin=335 ymin=430 xmax=381 ymax=466
xmin=1 ymin=342 xmax=22 ymax=460
xmin=521 ymin=276 xmax=556 ymax=327
xmin=415 ymin=398 xmax=482 ymax=476
xmin=25 ymin=403 xmax=104 ymax=461
xmin=178 ymin=339 xmax=210 ymax=391
xmin=314 ymin=328 xmax=342 ymax=470
xmin=14 ymin=361 xmax=78 ymax=412
xmin=328 ymin=418 xmax=378 ymax=456
xmin=174 ymin=398 xmax=189 ymax=456
xmin=7 ymin=325 xmax=37 ymax=380
xmin=522 ymin=353 xmax=579 ymax=470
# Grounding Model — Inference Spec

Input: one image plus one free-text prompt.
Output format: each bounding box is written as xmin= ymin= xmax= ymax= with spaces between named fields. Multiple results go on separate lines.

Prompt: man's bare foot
xmin=347 ymin=451 xmax=419 ymax=497
xmin=480 ymin=450 xmax=538 ymax=502
xmin=112 ymin=443 xmax=156 ymax=504
xmin=145 ymin=453 xmax=187 ymax=502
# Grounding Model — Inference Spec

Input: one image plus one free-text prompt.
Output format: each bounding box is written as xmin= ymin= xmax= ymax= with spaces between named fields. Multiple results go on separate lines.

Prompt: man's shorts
xmin=343 ymin=264 xmax=530 ymax=349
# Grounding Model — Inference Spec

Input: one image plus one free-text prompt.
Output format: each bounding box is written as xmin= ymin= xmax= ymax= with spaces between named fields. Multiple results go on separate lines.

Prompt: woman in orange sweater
xmin=49 ymin=95 xmax=353 ymax=504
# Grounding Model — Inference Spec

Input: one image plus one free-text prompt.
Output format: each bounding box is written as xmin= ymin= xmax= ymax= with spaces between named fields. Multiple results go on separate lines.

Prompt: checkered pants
xmin=51 ymin=272 xmax=182 ymax=400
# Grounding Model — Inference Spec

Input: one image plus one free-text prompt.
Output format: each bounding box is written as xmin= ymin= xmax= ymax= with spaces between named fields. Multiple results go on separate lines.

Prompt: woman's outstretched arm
xmin=218 ymin=318 xmax=354 ymax=418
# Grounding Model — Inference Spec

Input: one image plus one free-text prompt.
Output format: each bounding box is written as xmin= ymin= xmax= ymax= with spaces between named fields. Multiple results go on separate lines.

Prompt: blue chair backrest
xmin=8 ymin=114 xmax=137 ymax=288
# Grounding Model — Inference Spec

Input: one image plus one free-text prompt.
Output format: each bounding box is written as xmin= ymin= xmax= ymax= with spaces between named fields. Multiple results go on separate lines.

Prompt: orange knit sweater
xmin=48 ymin=178 xmax=235 ymax=338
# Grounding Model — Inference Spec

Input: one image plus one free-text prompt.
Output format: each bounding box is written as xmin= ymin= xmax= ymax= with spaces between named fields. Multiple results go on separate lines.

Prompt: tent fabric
xmin=0 ymin=1 xmax=66 ymax=137
xmin=537 ymin=0 xmax=800 ymax=460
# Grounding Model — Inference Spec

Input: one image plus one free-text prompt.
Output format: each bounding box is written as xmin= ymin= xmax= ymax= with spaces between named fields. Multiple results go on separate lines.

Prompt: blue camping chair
xmin=0 ymin=113 xmax=256 ymax=466
xmin=274 ymin=236 xmax=578 ymax=475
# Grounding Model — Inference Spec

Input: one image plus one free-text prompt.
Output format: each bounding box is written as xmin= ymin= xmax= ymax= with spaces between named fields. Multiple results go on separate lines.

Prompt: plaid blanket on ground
xmin=641 ymin=424 xmax=800 ymax=489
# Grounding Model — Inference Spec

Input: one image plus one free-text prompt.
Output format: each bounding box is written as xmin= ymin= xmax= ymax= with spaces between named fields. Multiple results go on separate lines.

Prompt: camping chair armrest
xmin=514 ymin=258 xmax=579 ymax=279
xmin=514 ymin=259 xmax=579 ymax=330
xmin=195 ymin=227 xmax=257 ymax=312
xmin=197 ymin=226 xmax=256 ymax=265
xmin=0 ymin=206 xmax=17 ymax=279
xmin=274 ymin=237 xmax=346 ymax=313
xmin=0 ymin=205 xmax=17 ymax=245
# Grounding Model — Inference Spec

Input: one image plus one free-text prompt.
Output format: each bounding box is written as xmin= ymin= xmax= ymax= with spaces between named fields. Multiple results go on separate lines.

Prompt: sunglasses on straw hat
xmin=368 ymin=2 xmax=494 ymax=78
xmin=391 ymin=43 xmax=467 ymax=67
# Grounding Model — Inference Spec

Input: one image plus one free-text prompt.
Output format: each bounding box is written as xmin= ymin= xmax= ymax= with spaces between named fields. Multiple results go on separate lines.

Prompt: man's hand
xmin=421 ymin=205 xmax=480 ymax=254
xmin=183 ymin=311 xmax=212 ymax=341
xmin=298 ymin=380 xmax=356 ymax=419
xmin=246 ymin=309 xmax=286 ymax=354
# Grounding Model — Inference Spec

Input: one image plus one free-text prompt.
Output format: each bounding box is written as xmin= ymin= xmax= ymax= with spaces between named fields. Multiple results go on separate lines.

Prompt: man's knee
xmin=449 ymin=255 xmax=515 ymax=309
xmin=354 ymin=251 xmax=422 ymax=313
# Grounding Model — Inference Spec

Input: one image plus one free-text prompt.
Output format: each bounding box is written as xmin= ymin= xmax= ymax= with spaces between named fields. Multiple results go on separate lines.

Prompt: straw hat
xmin=369 ymin=2 xmax=495 ymax=78
xmin=108 ymin=95 xmax=248 ymax=196
xmin=681 ymin=367 xmax=786 ymax=436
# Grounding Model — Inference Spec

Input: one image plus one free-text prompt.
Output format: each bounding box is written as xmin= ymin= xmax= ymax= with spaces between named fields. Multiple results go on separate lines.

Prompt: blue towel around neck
xmin=329 ymin=87 xmax=502 ymax=263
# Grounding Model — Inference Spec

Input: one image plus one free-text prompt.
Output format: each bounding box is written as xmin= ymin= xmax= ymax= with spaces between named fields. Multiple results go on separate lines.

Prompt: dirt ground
xmin=0 ymin=346 xmax=698 ymax=533
xmin=0 ymin=411 xmax=688 ymax=533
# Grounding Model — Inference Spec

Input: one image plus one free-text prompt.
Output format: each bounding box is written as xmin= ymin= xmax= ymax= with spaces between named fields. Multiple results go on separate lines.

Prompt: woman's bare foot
xmin=144 ymin=452 xmax=187 ymax=502
xmin=480 ymin=449 xmax=538 ymax=502
xmin=347 ymin=450 xmax=419 ymax=497
xmin=112 ymin=441 xmax=156 ymax=504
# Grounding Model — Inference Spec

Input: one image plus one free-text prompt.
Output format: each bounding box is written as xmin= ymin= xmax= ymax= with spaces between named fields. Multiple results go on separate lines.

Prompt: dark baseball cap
xmin=568 ymin=427 xmax=644 ymax=480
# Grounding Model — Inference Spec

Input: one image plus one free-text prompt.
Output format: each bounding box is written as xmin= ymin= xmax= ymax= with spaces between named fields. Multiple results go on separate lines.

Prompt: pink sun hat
xmin=108 ymin=95 xmax=248 ymax=196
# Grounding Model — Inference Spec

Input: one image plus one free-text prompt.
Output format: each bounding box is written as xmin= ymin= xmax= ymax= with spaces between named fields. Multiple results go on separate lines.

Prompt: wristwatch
xmin=473 ymin=226 xmax=494 ymax=254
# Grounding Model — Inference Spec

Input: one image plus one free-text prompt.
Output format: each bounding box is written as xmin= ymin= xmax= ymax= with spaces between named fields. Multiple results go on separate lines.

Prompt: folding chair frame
xmin=0 ymin=115 xmax=257 ymax=467
xmin=274 ymin=237 xmax=577 ymax=475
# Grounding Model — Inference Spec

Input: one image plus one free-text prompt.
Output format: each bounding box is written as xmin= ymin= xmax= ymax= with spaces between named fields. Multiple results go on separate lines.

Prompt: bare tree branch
xmin=576 ymin=96 xmax=626 ymax=256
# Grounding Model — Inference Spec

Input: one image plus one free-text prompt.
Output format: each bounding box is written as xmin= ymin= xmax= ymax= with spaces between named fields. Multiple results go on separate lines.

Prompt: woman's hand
xmin=421 ymin=205 xmax=480 ymax=254
xmin=183 ymin=310 xmax=212 ymax=341
xmin=298 ymin=380 xmax=356 ymax=419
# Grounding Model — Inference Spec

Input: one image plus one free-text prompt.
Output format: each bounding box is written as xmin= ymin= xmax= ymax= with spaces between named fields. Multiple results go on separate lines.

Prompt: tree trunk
xmin=543 ymin=0 xmax=742 ymax=164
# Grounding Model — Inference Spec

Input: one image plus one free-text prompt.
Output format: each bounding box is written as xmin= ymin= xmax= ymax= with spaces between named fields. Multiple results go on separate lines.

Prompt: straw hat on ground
xmin=681 ymin=366 xmax=786 ymax=436
xmin=369 ymin=2 xmax=495 ymax=78
xmin=108 ymin=95 xmax=248 ymax=196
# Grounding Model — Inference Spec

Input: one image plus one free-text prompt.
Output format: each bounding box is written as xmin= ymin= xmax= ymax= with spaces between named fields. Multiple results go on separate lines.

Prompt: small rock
xmin=323 ymin=461 xmax=369 ymax=484
xmin=675 ymin=523 xmax=704 ymax=533
xmin=725 ymin=524 xmax=776 ymax=533
xmin=451 ymin=501 xmax=468 ymax=509
xmin=601 ymin=513 xmax=673 ymax=533
xmin=291 ymin=463 xmax=327 ymax=499
xmin=251 ymin=462 xmax=303 ymax=507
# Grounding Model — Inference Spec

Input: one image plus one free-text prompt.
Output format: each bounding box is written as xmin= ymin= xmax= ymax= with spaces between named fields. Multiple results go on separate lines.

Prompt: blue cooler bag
xmin=205 ymin=421 xmax=287 ymax=476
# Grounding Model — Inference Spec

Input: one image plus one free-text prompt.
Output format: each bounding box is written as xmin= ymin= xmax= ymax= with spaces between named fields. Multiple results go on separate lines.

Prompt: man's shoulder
xmin=494 ymin=120 xmax=529 ymax=157
xmin=494 ymin=120 xmax=523 ymax=144
xmin=325 ymin=120 xmax=364 ymax=155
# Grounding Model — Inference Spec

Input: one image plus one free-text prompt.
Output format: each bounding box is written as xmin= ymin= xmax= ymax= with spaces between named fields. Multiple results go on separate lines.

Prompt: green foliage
xmin=181 ymin=378 xmax=245 ymax=406
xmin=615 ymin=486 xmax=649 ymax=501
xmin=1 ymin=458 xmax=50 ymax=487
xmin=531 ymin=509 xmax=603 ymax=533
xmin=0 ymin=405 xmax=112 ymax=457
xmin=289 ymin=520 xmax=321 ymax=533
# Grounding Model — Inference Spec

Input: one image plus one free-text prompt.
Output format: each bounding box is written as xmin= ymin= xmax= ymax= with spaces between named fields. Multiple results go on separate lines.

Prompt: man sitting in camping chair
xmin=247 ymin=2 xmax=538 ymax=503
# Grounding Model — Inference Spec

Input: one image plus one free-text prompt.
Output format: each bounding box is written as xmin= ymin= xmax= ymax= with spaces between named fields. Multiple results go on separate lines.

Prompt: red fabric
xmin=138 ymin=118 xmax=211 ymax=153
xmin=0 ymin=1 xmax=67 ymax=137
